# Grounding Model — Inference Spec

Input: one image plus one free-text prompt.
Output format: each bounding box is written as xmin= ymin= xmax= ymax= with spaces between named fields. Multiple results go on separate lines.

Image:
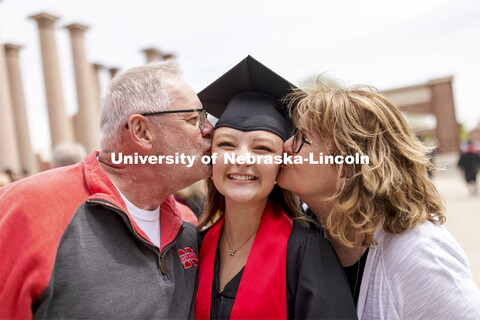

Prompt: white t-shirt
xmin=112 ymin=183 xmax=161 ymax=248
xmin=357 ymin=221 xmax=480 ymax=319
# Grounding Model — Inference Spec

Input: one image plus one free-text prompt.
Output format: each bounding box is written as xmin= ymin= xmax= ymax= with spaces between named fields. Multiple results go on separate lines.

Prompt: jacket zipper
xmin=159 ymin=225 xmax=184 ymax=275
xmin=87 ymin=199 xmax=184 ymax=276
xmin=87 ymin=199 xmax=157 ymax=248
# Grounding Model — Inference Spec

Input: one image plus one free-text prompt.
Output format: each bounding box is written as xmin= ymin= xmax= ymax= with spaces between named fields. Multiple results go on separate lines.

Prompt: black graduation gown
xmin=198 ymin=220 xmax=357 ymax=319
xmin=458 ymin=152 xmax=480 ymax=182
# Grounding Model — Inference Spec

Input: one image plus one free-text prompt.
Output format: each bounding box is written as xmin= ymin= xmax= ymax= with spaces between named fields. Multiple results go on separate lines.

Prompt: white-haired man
xmin=0 ymin=61 xmax=213 ymax=319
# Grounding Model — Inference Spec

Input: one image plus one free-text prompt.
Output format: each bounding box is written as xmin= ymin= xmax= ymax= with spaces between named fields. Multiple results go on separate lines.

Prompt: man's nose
xmin=201 ymin=119 xmax=214 ymax=137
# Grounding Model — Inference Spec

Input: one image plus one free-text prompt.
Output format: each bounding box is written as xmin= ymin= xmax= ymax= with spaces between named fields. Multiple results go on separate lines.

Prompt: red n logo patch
xmin=178 ymin=247 xmax=198 ymax=269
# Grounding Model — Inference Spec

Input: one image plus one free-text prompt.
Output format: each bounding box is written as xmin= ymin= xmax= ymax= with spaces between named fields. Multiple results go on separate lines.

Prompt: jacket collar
xmin=81 ymin=151 xmax=184 ymax=251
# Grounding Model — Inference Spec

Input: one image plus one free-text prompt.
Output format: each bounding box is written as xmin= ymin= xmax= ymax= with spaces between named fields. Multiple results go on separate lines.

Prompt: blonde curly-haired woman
xmin=278 ymin=85 xmax=480 ymax=319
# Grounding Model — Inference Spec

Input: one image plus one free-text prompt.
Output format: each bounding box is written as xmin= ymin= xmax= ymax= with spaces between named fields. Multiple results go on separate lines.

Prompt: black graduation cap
xmin=198 ymin=55 xmax=297 ymax=141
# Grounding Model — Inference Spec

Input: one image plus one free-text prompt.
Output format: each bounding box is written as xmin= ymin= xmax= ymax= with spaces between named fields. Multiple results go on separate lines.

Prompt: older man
xmin=0 ymin=61 xmax=212 ymax=319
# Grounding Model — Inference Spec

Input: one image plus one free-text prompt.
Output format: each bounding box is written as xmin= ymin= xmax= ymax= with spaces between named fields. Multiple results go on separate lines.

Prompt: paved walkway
xmin=432 ymin=167 xmax=480 ymax=286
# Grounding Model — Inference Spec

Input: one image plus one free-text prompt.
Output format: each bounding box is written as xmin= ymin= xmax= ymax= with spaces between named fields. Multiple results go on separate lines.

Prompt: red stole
xmin=195 ymin=201 xmax=293 ymax=319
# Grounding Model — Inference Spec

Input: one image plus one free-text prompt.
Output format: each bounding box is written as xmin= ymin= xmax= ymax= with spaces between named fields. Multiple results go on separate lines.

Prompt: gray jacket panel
xmin=33 ymin=200 xmax=198 ymax=319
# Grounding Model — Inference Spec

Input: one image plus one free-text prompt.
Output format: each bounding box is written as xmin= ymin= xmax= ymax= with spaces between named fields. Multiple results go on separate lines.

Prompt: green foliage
xmin=459 ymin=123 xmax=469 ymax=142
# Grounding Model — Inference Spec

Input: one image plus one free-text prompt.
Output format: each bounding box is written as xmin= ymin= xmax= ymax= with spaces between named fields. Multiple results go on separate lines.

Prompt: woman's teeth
xmin=228 ymin=174 xmax=256 ymax=181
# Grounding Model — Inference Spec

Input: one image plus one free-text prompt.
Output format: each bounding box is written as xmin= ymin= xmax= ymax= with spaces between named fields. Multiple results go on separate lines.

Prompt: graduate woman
xmin=194 ymin=56 xmax=356 ymax=319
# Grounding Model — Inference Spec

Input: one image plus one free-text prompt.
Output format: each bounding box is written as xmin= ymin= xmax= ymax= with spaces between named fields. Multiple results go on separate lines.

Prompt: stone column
xmin=0 ymin=39 xmax=21 ymax=173
xmin=29 ymin=12 xmax=75 ymax=149
xmin=108 ymin=67 xmax=119 ymax=79
xmin=4 ymin=44 xmax=39 ymax=174
xmin=91 ymin=63 xmax=103 ymax=113
xmin=64 ymin=23 xmax=98 ymax=152
xmin=143 ymin=48 xmax=163 ymax=63
xmin=71 ymin=114 xmax=81 ymax=144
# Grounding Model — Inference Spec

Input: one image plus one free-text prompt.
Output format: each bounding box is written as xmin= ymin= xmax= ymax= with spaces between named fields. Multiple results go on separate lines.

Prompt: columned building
xmin=383 ymin=77 xmax=459 ymax=154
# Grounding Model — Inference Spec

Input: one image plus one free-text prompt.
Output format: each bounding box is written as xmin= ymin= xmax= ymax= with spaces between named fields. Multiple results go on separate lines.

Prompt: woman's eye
xmin=254 ymin=146 xmax=273 ymax=153
xmin=217 ymin=142 xmax=235 ymax=148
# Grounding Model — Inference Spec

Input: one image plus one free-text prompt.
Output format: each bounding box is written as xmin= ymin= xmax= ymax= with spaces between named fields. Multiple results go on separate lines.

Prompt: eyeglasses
xmin=292 ymin=129 xmax=312 ymax=154
xmin=125 ymin=108 xmax=208 ymax=130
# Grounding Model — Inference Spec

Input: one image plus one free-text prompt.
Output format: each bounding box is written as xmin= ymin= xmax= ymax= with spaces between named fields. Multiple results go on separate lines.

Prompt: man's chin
xmin=198 ymin=163 xmax=212 ymax=179
xmin=183 ymin=162 xmax=211 ymax=183
xmin=202 ymin=148 xmax=212 ymax=158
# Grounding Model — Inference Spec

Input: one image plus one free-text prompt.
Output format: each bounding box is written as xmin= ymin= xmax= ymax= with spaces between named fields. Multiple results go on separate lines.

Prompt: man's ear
xmin=126 ymin=114 xmax=154 ymax=151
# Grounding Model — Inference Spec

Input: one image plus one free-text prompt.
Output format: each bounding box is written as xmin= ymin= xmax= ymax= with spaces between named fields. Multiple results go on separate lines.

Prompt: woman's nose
xmin=234 ymin=146 xmax=253 ymax=167
xmin=284 ymin=136 xmax=294 ymax=155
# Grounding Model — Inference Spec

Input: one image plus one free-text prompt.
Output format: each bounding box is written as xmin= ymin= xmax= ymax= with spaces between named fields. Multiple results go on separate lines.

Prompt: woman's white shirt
xmin=357 ymin=221 xmax=480 ymax=319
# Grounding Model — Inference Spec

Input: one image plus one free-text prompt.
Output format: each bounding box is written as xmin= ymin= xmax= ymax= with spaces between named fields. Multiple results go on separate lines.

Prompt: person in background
xmin=278 ymin=83 xmax=480 ymax=319
xmin=0 ymin=61 xmax=212 ymax=319
xmin=195 ymin=56 xmax=356 ymax=319
xmin=458 ymin=140 xmax=480 ymax=196
xmin=0 ymin=172 xmax=11 ymax=187
xmin=175 ymin=180 xmax=207 ymax=218
xmin=51 ymin=142 xmax=87 ymax=167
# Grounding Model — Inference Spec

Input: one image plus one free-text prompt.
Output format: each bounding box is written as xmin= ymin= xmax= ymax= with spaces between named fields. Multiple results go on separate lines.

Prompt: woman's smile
xmin=227 ymin=173 xmax=258 ymax=181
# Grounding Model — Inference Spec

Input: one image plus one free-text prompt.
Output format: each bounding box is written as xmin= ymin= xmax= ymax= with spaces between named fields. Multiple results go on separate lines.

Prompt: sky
xmin=1 ymin=0 xmax=480 ymax=159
